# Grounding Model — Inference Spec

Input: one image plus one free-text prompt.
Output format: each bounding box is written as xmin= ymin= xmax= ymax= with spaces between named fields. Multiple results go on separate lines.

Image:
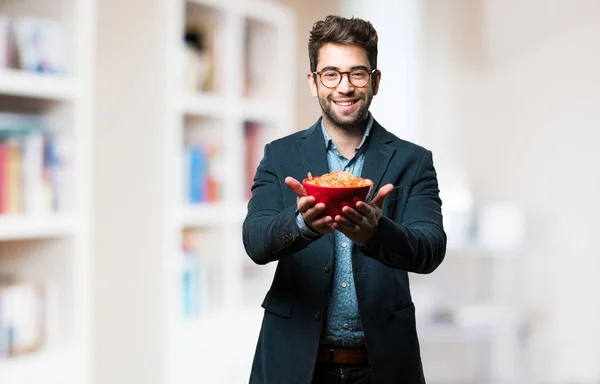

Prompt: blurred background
xmin=0 ymin=0 xmax=599 ymax=383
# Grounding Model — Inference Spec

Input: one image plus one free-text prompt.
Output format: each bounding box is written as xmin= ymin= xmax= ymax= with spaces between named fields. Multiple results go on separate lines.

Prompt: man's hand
xmin=285 ymin=176 xmax=334 ymax=234
xmin=332 ymin=183 xmax=394 ymax=243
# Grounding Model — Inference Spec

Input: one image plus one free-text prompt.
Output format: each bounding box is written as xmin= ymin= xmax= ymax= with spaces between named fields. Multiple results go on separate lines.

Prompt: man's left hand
xmin=333 ymin=183 xmax=394 ymax=243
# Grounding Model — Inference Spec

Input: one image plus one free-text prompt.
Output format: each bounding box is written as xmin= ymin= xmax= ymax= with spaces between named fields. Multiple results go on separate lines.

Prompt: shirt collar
xmin=320 ymin=112 xmax=374 ymax=153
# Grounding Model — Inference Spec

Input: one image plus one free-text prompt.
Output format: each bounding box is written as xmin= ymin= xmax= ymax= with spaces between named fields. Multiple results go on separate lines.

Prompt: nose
xmin=336 ymin=73 xmax=354 ymax=93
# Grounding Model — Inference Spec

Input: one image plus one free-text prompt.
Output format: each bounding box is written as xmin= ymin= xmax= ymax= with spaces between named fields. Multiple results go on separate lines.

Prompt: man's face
xmin=308 ymin=43 xmax=381 ymax=130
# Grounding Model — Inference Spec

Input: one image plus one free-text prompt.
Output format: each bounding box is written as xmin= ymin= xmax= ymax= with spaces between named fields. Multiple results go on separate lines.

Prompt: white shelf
xmin=186 ymin=0 xmax=286 ymax=16
xmin=242 ymin=1 xmax=295 ymax=24
xmin=180 ymin=201 xmax=247 ymax=227
xmin=179 ymin=93 xmax=227 ymax=117
xmin=421 ymin=323 xmax=522 ymax=343
xmin=451 ymin=304 xmax=525 ymax=328
xmin=241 ymin=97 xmax=287 ymax=123
xmin=446 ymin=244 xmax=518 ymax=258
xmin=175 ymin=305 xmax=262 ymax=337
xmin=170 ymin=307 xmax=263 ymax=384
xmin=0 ymin=347 xmax=80 ymax=384
xmin=186 ymin=0 xmax=225 ymax=10
xmin=0 ymin=214 xmax=77 ymax=241
xmin=179 ymin=93 xmax=287 ymax=123
xmin=0 ymin=69 xmax=78 ymax=101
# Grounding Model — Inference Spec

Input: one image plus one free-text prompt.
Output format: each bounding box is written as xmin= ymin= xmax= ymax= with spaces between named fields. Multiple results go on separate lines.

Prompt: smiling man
xmin=243 ymin=15 xmax=447 ymax=384
xmin=311 ymin=44 xmax=378 ymax=139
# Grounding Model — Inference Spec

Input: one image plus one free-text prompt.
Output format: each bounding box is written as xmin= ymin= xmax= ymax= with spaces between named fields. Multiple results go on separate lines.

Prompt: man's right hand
xmin=285 ymin=176 xmax=334 ymax=234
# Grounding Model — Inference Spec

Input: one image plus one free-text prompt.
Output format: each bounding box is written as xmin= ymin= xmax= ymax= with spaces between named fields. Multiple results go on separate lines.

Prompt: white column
xmin=339 ymin=0 xmax=422 ymax=144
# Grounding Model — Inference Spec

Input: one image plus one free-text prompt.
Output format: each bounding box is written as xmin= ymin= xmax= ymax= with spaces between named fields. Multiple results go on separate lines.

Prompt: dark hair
xmin=308 ymin=15 xmax=378 ymax=72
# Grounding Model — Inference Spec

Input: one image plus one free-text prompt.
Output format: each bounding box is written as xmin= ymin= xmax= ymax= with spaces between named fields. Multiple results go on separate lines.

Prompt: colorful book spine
xmin=0 ymin=113 xmax=62 ymax=215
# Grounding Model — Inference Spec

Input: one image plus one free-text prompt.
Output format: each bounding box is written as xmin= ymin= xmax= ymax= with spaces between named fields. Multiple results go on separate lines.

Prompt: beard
xmin=318 ymin=93 xmax=373 ymax=130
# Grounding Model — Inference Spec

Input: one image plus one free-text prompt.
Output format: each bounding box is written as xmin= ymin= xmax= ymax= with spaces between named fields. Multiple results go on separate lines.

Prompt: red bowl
xmin=302 ymin=178 xmax=374 ymax=217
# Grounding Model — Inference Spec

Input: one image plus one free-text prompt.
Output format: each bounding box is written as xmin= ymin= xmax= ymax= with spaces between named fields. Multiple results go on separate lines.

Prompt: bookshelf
xmin=0 ymin=0 xmax=93 ymax=383
xmin=93 ymin=0 xmax=294 ymax=381
xmin=0 ymin=69 xmax=78 ymax=101
xmin=164 ymin=1 xmax=296 ymax=382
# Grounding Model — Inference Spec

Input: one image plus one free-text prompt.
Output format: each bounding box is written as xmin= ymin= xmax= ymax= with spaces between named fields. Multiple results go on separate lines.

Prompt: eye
xmin=351 ymin=71 xmax=368 ymax=79
xmin=322 ymin=71 xmax=339 ymax=78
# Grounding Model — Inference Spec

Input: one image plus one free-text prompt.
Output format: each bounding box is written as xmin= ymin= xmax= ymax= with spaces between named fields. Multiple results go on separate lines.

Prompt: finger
xmin=311 ymin=215 xmax=334 ymax=230
xmin=369 ymin=183 xmax=394 ymax=208
xmin=333 ymin=221 xmax=358 ymax=237
xmin=285 ymin=176 xmax=306 ymax=197
xmin=331 ymin=222 xmax=344 ymax=233
xmin=302 ymin=202 xmax=326 ymax=219
xmin=355 ymin=201 xmax=377 ymax=217
xmin=340 ymin=206 xmax=364 ymax=225
xmin=298 ymin=196 xmax=317 ymax=213
xmin=306 ymin=215 xmax=334 ymax=234
xmin=334 ymin=214 xmax=359 ymax=231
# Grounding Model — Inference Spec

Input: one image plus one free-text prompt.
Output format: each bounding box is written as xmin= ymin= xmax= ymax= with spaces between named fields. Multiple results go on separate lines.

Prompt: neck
xmin=322 ymin=115 xmax=368 ymax=158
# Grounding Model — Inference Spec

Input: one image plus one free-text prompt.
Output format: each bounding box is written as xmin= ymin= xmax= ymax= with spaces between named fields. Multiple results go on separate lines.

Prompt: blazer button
xmin=324 ymin=263 xmax=331 ymax=273
xmin=281 ymin=233 xmax=293 ymax=244
xmin=314 ymin=311 xmax=322 ymax=320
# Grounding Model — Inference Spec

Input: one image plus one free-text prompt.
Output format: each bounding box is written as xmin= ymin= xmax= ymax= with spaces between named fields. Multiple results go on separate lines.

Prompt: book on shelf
xmin=0 ymin=113 xmax=65 ymax=215
xmin=183 ymin=18 xmax=218 ymax=93
xmin=182 ymin=230 xmax=204 ymax=317
xmin=183 ymin=143 xmax=219 ymax=205
xmin=0 ymin=277 xmax=46 ymax=360
xmin=181 ymin=229 xmax=214 ymax=317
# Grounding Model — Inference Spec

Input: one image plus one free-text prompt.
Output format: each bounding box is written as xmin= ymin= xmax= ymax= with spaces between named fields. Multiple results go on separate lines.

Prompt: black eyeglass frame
xmin=312 ymin=68 xmax=378 ymax=88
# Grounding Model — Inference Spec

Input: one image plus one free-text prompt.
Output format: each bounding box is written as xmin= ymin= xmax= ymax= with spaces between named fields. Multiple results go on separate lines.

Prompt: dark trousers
xmin=312 ymin=362 xmax=372 ymax=384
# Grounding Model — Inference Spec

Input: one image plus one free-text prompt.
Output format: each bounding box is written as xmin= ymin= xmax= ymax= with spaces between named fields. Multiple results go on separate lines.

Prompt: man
xmin=243 ymin=15 xmax=446 ymax=384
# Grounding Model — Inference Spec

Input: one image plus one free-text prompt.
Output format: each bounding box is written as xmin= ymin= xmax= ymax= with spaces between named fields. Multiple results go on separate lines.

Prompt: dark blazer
xmin=243 ymin=118 xmax=447 ymax=384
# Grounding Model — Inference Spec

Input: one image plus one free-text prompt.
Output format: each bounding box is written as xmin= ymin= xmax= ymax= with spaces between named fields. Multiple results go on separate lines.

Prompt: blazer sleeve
xmin=242 ymin=143 xmax=317 ymax=265
xmin=356 ymin=150 xmax=447 ymax=273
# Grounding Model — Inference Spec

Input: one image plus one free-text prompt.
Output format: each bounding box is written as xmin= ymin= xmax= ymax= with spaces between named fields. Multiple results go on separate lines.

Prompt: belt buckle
xmin=325 ymin=348 xmax=335 ymax=362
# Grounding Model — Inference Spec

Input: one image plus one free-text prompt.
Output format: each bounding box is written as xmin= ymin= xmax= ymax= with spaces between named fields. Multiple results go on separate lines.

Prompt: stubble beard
xmin=319 ymin=93 xmax=373 ymax=132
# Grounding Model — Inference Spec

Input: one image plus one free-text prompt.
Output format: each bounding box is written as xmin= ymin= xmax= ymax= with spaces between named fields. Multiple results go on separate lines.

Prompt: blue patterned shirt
xmin=295 ymin=114 xmax=374 ymax=347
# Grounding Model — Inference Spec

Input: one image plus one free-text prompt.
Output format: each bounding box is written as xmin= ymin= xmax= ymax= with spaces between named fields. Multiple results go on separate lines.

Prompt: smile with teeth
xmin=333 ymin=100 xmax=358 ymax=107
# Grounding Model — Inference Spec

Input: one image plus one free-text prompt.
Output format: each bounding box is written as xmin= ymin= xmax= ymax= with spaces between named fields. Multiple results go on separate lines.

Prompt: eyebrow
xmin=318 ymin=65 xmax=371 ymax=72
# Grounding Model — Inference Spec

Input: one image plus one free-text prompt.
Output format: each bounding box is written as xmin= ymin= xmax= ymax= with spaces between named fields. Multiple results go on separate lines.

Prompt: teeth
xmin=335 ymin=101 xmax=355 ymax=106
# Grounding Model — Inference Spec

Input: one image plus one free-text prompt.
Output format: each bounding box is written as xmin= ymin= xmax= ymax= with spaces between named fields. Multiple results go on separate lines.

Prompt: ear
xmin=307 ymin=73 xmax=318 ymax=97
xmin=372 ymin=70 xmax=381 ymax=96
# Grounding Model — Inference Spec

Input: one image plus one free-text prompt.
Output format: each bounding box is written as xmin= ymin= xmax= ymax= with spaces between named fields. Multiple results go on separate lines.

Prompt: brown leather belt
xmin=317 ymin=347 xmax=369 ymax=364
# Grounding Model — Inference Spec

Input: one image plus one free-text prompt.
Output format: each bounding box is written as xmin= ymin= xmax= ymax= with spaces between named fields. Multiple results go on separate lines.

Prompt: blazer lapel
xmin=361 ymin=120 xmax=395 ymax=196
xmin=297 ymin=118 xmax=395 ymax=195
xmin=296 ymin=119 xmax=334 ymax=252
xmin=296 ymin=119 xmax=329 ymax=179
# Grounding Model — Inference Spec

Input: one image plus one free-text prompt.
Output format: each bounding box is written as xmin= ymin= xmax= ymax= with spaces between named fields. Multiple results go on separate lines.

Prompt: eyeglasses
xmin=312 ymin=69 xmax=378 ymax=88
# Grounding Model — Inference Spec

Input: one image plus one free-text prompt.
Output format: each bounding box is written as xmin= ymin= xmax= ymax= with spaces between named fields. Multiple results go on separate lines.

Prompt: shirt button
xmin=314 ymin=311 xmax=322 ymax=320
xmin=341 ymin=242 xmax=348 ymax=248
xmin=341 ymin=282 xmax=347 ymax=288
xmin=343 ymin=323 xmax=349 ymax=329
xmin=324 ymin=263 xmax=331 ymax=273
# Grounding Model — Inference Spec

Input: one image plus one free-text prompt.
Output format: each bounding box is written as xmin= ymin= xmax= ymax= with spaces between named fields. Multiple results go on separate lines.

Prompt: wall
xmin=420 ymin=0 xmax=600 ymax=382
